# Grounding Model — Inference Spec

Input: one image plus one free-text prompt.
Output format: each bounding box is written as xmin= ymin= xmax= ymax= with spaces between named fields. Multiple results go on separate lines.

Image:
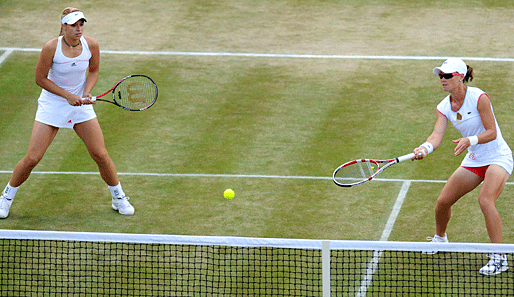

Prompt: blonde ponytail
xmin=59 ymin=7 xmax=81 ymax=36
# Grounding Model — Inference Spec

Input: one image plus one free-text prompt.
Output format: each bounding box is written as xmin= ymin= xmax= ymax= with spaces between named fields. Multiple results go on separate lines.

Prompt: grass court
xmin=1 ymin=0 xmax=514 ymax=245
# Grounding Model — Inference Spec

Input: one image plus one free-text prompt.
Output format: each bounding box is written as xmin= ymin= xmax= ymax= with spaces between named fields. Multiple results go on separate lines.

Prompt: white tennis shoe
xmin=0 ymin=193 xmax=13 ymax=219
xmin=422 ymin=234 xmax=448 ymax=255
xmin=112 ymin=196 xmax=135 ymax=215
xmin=480 ymin=253 xmax=508 ymax=276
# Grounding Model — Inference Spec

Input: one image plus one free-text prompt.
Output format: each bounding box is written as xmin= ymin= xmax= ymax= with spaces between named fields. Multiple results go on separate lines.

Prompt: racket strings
xmin=115 ymin=76 xmax=157 ymax=110
xmin=334 ymin=161 xmax=378 ymax=185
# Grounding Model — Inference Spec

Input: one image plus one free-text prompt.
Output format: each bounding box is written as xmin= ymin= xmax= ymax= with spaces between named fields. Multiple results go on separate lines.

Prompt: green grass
xmin=4 ymin=1 xmax=514 ymax=295
xmin=2 ymin=0 xmax=514 ymax=244
xmin=1 ymin=50 xmax=514 ymax=244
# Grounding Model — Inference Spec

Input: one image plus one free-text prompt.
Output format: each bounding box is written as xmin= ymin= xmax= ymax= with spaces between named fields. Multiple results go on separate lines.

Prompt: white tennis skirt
xmin=461 ymin=151 xmax=514 ymax=175
xmin=35 ymin=96 xmax=96 ymax=129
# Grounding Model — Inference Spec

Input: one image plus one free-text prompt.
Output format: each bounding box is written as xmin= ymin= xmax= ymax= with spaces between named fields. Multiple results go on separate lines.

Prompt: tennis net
xmin=0 ymin=229 xmax=513 ymax=296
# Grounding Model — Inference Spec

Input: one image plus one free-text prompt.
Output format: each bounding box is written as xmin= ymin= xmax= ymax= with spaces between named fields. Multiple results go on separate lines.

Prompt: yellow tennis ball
xmin=224 ymin=189 xmax=234 ymax=200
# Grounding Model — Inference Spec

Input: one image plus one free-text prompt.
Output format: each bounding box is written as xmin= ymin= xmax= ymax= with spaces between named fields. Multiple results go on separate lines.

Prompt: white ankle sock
xmin=3 ymin=183 xmax=18 ymax=199
xmin=108 ymin=183 xmax=126 ymax=198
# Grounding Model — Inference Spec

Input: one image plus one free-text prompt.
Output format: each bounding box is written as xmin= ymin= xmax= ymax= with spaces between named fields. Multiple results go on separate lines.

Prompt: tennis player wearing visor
xmin=0 ymin=7 xmax=135 ymax=218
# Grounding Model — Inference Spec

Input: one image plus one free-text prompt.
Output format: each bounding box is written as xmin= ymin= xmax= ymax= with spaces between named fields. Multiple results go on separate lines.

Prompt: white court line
xmin=356 ymin=180 xmax=411 ymax=297
xmin=1 ymin=170 xmax=514 ymax=185
xmin=0 ymin=49 xmax=14 ymax=66
xmin=2 ymin=47 xmax=514 ymax=62
xmin=381 ymin=181 xmax=411 ymax=241
xmin=0 ymin=170 xmax=445 ymax=183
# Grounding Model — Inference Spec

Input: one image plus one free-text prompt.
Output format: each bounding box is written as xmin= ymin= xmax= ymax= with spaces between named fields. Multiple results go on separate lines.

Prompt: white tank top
xmin=40 ymin=36 xmax=91 ymax=101
xmin=437 ymin=86 xmax=512 ymax=167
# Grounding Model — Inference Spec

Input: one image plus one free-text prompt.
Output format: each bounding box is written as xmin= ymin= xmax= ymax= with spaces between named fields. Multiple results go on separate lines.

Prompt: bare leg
xmin=10 ymin=121 xmax=59 ymax=187
xmin=73 ymin=118 xmax=119 ymax=186
xmin=434 ymin=167 xmax=482 ymax=237
xmin=478 ymin=165 xmax=509 ymax=244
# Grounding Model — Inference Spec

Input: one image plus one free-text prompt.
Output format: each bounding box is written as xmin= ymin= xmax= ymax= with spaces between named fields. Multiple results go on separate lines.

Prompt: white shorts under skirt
xmin=35 ymin=97 xmax=96 ymax=129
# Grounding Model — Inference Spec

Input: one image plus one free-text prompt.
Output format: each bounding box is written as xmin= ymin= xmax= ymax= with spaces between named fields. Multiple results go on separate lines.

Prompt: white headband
xmin=61 ymin=11 xmax=87 ymax=25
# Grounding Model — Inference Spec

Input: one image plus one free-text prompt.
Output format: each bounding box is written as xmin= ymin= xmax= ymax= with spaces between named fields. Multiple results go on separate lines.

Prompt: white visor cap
xmin=61 ymin=11 xmax=87 ymax=25
xmin=433 ymin=58 xmax=467 ymax=75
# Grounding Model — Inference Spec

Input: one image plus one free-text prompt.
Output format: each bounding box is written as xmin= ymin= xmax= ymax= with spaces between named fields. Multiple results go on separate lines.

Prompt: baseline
xmin=1 ymin=47 xmax=514 ymax=62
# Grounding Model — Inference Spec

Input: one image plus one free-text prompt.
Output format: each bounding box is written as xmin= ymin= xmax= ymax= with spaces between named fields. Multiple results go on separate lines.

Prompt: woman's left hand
xmin=453 ymin=138 xmax=470 ymax=156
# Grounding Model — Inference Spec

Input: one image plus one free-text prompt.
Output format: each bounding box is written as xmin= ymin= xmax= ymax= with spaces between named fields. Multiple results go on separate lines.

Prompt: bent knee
xmin=89 ymin=149 xmax=112 ymax=164
xmin=435 ymin=196 xmax=454 ymax=211
xmin=22 ymin=154 xmax=43 ymax=168
xmin=478 ymin=196 xmax=497 ymax=212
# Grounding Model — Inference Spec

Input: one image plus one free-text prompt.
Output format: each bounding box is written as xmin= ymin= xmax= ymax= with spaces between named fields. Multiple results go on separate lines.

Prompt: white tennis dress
xmin=437 ymin=86 xmax=513 ymax=174
xmin=35 ymin=36 xmax=96 ymax=129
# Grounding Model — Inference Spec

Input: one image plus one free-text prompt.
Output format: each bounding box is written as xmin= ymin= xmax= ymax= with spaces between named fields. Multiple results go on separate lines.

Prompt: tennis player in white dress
xmin=0 ymin=7 xmax=135 ymax=218
xmin=413 ymin=58 xmax=512 ymax=275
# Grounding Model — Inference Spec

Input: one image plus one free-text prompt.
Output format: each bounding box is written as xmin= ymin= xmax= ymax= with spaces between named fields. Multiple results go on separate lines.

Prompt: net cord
xmin=1 ymin=229 xmax=514 ymax=253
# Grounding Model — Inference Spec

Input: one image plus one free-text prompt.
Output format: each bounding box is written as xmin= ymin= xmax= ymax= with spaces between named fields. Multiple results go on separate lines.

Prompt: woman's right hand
xmin=412 ymin=147 xmax=428 ymax=160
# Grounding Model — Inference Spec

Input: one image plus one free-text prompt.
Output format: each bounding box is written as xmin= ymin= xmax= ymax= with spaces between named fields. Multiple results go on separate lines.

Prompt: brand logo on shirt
xmin=71 ymin=62 xmax=77 ymax=67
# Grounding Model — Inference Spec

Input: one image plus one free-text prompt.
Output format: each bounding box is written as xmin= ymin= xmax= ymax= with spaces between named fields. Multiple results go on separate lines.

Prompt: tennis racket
xmin=332 ymin=153 xmax=415 ymax=187
xmin=87 ymin=74 xmax=158 ymax=111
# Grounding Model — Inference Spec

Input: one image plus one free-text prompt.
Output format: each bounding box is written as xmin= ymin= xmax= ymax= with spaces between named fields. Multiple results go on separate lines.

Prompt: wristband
xmin=420 ymin=142 xmax=434 ymax=154
xmin=468 ymin=135 xmax=478 ymax=146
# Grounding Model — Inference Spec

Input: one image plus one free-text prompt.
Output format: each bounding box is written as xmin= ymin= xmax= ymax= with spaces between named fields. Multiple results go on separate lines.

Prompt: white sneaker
xmin=480 ymin=253 xmax=508 ymax=276
xmin=422 ymin=234 xmax=448 ymax=255
xmin=112 ymin=196 xmax=135 ymax=215
xmin=0 ymin=193 xmax=13 ymax=219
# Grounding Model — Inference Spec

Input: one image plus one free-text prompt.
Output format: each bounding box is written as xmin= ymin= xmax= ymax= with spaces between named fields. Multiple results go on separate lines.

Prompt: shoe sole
xmin=112 ymin=204 xmax=135 ymax=216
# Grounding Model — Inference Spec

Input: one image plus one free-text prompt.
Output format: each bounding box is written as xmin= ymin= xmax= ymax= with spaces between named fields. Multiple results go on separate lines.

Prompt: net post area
xmin=0 ymin=229 xmax=513 ymax=296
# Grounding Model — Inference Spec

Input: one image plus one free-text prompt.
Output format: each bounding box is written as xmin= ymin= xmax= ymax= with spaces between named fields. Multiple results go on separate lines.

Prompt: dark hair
xmin=463 ymin=65 xmax=474 ymax=83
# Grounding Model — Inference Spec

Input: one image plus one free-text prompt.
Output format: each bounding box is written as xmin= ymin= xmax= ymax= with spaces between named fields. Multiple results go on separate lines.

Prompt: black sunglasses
xmin=438 ymin=73 xmax=460 ymax=79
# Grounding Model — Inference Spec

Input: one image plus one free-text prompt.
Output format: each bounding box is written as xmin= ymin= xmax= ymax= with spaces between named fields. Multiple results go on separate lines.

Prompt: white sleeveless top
xmin=35 ymin=36 xmax=96 ymax=128
xmin=437 ymin=87 xmax=513 ymax=173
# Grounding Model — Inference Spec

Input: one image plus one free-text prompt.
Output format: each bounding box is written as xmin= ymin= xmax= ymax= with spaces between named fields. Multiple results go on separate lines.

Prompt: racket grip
xmin=397 ymin=153 xmax=416 ymax=163
xmin=90 ymin=96 xmax=97 ymax=102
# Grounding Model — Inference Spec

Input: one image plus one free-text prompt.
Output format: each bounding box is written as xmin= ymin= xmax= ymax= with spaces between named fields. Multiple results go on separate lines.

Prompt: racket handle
xmin=397 ymin=153 xmax=416 ymax=163
xmin=81 ymin=97 xmax=97 ymax=104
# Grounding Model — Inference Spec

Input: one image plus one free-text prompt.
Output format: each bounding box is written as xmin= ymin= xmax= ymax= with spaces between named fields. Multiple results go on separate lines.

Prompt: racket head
xmin=332 ymin=159 xmax=381 ymax=187
xmin=113 ymin=74 xmax=158 ymax=111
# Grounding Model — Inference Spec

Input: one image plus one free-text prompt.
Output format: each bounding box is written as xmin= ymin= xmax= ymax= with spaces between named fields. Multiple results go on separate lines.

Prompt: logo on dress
xmin=469 ymin=153 xmax=476 ymax=160
xmin=456 ymin=112 xmax=463 ymax=122
xmin=71 ymin=62 xmax=77 ymax=67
